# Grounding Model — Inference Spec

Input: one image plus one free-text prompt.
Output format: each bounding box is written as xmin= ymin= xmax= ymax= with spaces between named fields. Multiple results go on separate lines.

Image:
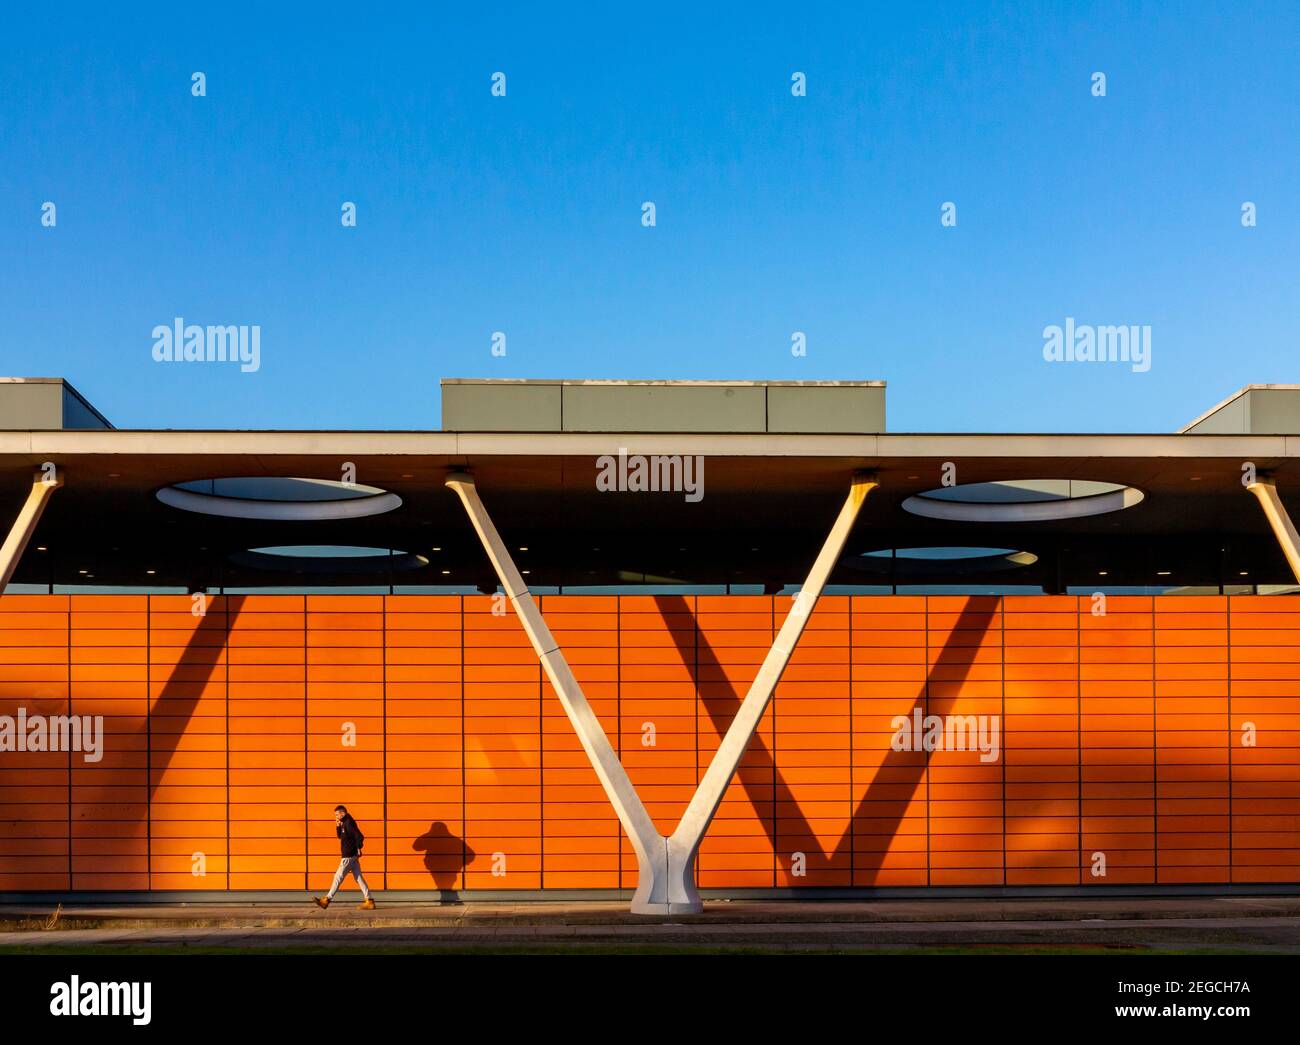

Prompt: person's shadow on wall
xmin=412 ymin=822 xmax=474 ymax=903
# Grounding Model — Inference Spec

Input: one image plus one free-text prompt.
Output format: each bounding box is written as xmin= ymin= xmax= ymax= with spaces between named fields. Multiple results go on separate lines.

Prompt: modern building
xmin=2 ymin=377 xmax=1299 ymax=910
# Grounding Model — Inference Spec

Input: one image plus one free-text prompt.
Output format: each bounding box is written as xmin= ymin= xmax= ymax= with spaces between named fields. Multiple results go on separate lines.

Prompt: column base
xmin=629 ymin=899 xmax=705 ymax=916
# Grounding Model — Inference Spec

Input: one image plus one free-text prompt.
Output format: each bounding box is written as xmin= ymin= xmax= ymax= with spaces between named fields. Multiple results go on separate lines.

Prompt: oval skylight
xmin=252 ymin=545 xmax=396 ymax=557
xmin=174 ymin=478 xmax=386 ymax=502
xmin=851 ymin=547 xmax=1038 ymax=575
xmin=862 ymin=546 xmax=1036 ymax=562
xmin=231 ymin=545 xmax=428 ymax=573
xmin=901 ymin=479 xmax=1143 ymax=522
xmin=157 ymin=476 xmax=402 ymax=520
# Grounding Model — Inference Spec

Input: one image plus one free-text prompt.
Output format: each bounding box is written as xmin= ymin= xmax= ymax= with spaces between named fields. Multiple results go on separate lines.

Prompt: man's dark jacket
xmin=337 ymin=814 xmax=365 ymax=858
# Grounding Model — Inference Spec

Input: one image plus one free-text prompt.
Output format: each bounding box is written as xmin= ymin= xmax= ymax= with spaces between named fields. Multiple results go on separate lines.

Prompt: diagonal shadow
xmin=147 ymin=595 xmax=239 ymax=796
xmin=656 ymin=594 xmax=798 ymax=856
xmin=654 ymin=595 xmax=997 ymax=873
xmin=66 ymin=595 xmax=241 ymax=889
xmin=830 ymin=601 xmax=998 ymax=867
xmin=66 ymin=595 xmax=238 ymax=803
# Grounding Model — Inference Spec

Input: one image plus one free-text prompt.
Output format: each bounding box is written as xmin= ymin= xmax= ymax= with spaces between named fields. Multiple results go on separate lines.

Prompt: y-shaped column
xmin=447 ymin=470 xmax=876 ymax=913
xmin=1246 ymin=475 xmax=1300 ymax=583
xmin=0 ymin=467 xmax=62 ymax=594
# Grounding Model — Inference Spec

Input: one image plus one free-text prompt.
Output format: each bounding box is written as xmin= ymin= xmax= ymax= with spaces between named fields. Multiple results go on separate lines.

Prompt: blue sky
xmin=2 ymin=1 xmax=1297 ymax=432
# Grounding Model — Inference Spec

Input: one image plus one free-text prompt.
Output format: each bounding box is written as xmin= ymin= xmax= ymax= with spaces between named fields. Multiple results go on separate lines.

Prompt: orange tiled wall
xmin=0 ymin=594 xmax=1297 ymax=892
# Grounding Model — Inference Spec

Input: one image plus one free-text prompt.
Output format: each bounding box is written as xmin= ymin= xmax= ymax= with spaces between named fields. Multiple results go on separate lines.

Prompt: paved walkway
xmin=1 ymin=896 xmax=1298 ymax=951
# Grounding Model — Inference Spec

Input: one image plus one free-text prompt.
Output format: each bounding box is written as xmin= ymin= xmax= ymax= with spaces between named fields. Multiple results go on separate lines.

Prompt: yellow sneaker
xmin=313 ymin=896 xmax=330 ymax=909
xmin=358 ymin=897 xmax=376 ymax=910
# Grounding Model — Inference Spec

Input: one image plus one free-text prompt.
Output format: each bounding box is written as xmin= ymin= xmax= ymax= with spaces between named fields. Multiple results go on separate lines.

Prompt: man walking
xmin=313 ymin=804 xmax=376 ymax=909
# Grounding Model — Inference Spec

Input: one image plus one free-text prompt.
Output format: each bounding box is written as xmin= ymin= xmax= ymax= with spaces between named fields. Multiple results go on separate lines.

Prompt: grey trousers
xmin=327 ymin=856 xmax=371 ymax=899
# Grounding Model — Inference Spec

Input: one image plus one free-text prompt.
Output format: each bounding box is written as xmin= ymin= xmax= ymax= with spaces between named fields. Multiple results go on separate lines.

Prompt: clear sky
xmin=2 ymin=2 xmax=1297 ymax=432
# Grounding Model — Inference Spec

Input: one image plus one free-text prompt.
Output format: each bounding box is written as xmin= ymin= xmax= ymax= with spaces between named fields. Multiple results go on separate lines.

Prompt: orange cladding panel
xmin=0 ymin=593 xmax=1292 ymax=893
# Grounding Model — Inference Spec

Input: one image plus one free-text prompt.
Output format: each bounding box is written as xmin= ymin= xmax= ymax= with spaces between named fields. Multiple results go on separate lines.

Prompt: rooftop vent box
xmin=0 ymin=378 xmax=112 ymax=430
xmin=1182 ymin=385 xmax=1300 ymax=435
xmin=440 ymin=379 xmax=886 ymax=434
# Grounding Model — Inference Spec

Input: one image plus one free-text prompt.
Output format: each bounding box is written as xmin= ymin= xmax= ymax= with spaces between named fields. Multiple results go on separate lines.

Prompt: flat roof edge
xmin=438 ymin=378 xmax=887 ymax=387
xmin=3 ymin=430 xmax=1299 ymax=457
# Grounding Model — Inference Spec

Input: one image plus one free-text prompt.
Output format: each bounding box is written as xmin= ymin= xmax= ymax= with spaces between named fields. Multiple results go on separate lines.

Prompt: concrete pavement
xmin=1 ymin=896 xmax=1298 ymax=951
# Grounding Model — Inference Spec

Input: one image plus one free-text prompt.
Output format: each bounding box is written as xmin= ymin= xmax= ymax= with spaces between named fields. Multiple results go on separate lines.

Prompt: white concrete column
xmin=1246 ymin=476 xmax=1300 ymax=584
xmin=0 ymin=467 xmax=62 ymax=594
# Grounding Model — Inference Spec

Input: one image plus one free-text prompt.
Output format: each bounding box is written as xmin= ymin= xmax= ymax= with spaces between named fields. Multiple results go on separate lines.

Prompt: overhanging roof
xmin=4 ymin=377 xmax=1300 ymax=589
xmin=1 ymin=427 xmax=1296 ymax=590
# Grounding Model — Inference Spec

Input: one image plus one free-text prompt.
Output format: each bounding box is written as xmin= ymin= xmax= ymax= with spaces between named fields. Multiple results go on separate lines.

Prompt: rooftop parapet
xmin=440 ymin=379 xmax=887 ymax=434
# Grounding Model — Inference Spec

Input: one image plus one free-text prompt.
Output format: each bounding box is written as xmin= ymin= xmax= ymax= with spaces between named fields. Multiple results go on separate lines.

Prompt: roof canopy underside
xmin=1 ymin=433 xmax=1297 ymax=590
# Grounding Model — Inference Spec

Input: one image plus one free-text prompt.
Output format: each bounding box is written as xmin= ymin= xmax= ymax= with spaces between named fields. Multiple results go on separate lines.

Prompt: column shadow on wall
xmin=654 ymin=595 xmax=998 ymax=882
xmin=147 ymin=596 xmax=236 ymax=799
xmin=833 ymin=601 xmax=998 ymax=877
xmin=146 ymin=597 xmax=477 ymax=899
xmin=66 ymin=597 xmax=240 ymax=891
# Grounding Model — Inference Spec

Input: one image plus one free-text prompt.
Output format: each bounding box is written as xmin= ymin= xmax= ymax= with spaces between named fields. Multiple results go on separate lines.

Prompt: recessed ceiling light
xmin=78 ymin=569 xmax=87 ymax=575
xmin=518 ymin=547 xmax=528 ymax=552
xmin=401 ymin=473 xmax=415 ymax=479
xmin=1098 ymin=571 xmax=1108 ymax=576
xmin=440 ymin=570 xmax=450 ymax=575
xmin=431 ymin=547 xmax=441 ymax=552
xmin=521 ymin=570 xmax=530 ymax=575
xmin=146 ymin=570 xmax=156 ymax=575
xmin=1190 ymin=476 xmax=1202 ymax=481
xmin=1157 ymin=571 xmax=1171 ymax=576
xmin=36 ymin=546 xmax=47 ymax=552
xmin=1239 ymin=571 xmax=1249 ymax=576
